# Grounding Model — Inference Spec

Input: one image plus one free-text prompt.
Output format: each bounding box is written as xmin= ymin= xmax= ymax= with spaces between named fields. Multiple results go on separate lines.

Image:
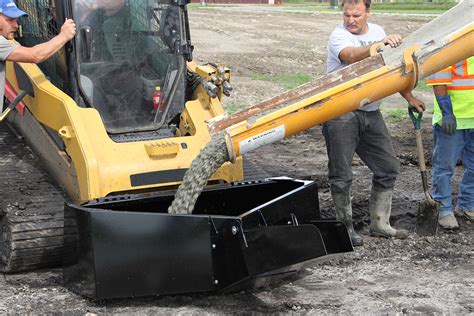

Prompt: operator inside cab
xmin=75 ymin=0 xmax=180 ymax=134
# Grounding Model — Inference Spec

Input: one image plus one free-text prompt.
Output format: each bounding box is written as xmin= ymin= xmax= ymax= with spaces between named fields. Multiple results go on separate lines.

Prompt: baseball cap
xmin=0 ymin=0 xmax=28 ymax=19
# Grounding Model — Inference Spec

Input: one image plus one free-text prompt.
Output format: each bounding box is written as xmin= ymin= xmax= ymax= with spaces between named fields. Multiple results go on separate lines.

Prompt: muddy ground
xmin=1 ymin=6 xmax=473 ymax=314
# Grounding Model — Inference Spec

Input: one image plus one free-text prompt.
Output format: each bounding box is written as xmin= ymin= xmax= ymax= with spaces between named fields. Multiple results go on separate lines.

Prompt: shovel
xmin=408 ymin=106 xmax=440 ymax=236
xmin=0 ymin=91 xmax=27 ymax=123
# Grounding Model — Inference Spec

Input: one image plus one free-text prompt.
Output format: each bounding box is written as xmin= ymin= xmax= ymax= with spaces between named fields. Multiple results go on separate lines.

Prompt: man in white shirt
xmin=324 ymin=0 xmax=425 ymax=246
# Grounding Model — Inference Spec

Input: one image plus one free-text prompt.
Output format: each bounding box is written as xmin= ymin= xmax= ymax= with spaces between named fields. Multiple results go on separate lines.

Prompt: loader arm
xmin=210 ymin=1 xmax=474 ymax=161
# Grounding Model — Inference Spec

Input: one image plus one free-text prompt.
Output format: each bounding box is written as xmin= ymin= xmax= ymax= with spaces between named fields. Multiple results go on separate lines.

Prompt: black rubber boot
xmin=369 ymin=188 xmax=409 ymax=239
xmin=332 ymin=192 xmax=364 ymax=247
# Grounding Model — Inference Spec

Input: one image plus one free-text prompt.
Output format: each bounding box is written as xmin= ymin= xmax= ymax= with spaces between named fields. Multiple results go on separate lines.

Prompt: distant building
xmin=190 ymin=0 xmax=458 ymax=4
xmin=191 ymin=0 xmax=273 ymax=3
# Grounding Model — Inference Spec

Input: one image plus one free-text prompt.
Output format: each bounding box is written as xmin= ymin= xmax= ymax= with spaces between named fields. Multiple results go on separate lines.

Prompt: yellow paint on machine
xmin=6 ymin=61 xmax=242 ymax=203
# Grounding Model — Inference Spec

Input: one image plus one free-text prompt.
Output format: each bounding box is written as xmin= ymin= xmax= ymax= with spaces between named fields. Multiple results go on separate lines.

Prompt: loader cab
xmin=16 ymin=0 xmax=193 ymax=139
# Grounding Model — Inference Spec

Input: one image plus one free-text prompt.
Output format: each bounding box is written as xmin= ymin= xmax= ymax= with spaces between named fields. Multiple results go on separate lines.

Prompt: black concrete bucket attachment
xmin=63 ymin=178 xmax=353 ymax=299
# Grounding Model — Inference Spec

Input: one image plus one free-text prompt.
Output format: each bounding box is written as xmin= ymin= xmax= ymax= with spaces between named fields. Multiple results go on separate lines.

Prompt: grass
xmin=371 ymin=2 xmax=455 ymax=11
xmin=384 ymin=108 xmax=410 ymax=122
xmin=189 ymin=1 xmax=456 ymax=14
xmin=415 ymin=79 xmax=434 ymax=92
xmin=252 ymin=72 xmax=313 ymax=90
xmin=224 ymin=101 xmax=248 ymax=114
xmin=223 ymin=72 xmax=313 ymax=113
xmin=188 ymin=3 xmax=241 ymax=9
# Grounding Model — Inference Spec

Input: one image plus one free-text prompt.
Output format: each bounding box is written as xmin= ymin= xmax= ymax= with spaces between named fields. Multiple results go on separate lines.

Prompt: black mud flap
xmin=63 ymin=178 xmax=352 ymax=299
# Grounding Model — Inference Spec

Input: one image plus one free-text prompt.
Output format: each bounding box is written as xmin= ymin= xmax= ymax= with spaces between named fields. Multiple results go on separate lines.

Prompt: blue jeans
xmin=432 ymin=125 xmax=474 ymax=215
xmin=322 ymin=110 xmax=399 ymax=194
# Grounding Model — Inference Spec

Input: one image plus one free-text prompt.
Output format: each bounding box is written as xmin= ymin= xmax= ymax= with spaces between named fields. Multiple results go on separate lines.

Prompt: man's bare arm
xmin=339 ymin=34 xmax=403 ymax=65
xmin=433 ymin=85 xmax=448 ymax=97
xmin=339 ymin=45 xmax=371 ymax=65
xmin=400 ymin=90 xmax=425 ymax=113
xmin=7 ymin=19 xmax=75 ymax=64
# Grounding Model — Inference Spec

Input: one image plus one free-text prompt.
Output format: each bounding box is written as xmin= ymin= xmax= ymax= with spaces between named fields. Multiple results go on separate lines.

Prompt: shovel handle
xmin=0 ymin=107 xmax=12 ymax=122
xmin=415 ymin=129 xmax=426 ymax=172
xmin=409 ymin=105 xmax=426 ymax=172
xmin=0 ymin=91 xmax=27 ymax=123
xmin=409 ymin=106 xmax=436 ymax=203
xmin=408 ymin=105 xmax=423 ymax=130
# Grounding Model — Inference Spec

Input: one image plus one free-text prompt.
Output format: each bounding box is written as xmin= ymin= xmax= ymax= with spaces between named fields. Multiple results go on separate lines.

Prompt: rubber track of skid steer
xmin=0 ymin=124 xmax=74 ymax=272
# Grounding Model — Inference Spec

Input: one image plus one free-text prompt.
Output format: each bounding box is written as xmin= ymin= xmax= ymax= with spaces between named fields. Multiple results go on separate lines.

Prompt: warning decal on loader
xmin=239 ymin=125 xmax=285 ymax=155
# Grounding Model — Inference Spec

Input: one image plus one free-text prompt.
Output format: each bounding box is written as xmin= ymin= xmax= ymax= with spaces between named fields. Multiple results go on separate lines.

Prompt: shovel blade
xmin=415 ymin=200 xmax=440 ymax=236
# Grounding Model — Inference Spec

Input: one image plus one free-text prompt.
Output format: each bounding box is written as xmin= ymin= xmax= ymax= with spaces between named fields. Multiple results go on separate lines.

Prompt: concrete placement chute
xmin=212 ymin=0 xmax=474 ymax=162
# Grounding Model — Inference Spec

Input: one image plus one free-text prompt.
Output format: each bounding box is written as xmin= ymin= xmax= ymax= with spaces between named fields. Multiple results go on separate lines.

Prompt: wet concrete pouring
xmin=1 ymin=7 xmax=473 ymax=314
xmin=168 ymin=134 xmax=227 ymax=215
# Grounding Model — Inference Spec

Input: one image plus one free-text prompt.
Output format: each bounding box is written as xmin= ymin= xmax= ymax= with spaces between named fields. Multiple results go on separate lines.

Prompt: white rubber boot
xmin=332 ymin=192 xmax=363 ymax=247
xmin=369 ymin=189 xmax=409 ymax=239
xmin=439 ymin=212 xmax=459 ymax=229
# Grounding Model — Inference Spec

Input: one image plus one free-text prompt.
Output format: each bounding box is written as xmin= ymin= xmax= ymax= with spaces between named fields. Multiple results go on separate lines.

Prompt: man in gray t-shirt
xmin=322 ymin=0 xmax=425 ymax=246
xmin=0 ymin=0 xmax=76 ymax=110
xmin=0 ymin=36 xmax=17 ymax=108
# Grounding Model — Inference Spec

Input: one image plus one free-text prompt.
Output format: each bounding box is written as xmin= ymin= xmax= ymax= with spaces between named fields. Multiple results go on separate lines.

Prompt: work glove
xmin=436 ymin=95 xmax=457 ymax=136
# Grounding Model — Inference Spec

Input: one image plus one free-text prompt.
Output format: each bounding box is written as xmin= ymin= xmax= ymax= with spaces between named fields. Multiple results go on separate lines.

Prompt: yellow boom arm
xmin=213 ymin=0 xmax=474 ymax=161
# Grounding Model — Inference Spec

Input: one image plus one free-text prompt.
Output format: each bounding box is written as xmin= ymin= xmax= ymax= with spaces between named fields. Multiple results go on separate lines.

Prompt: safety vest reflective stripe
xmin=447 ymin=83 xmax=474 ymax=90
xmin=427 ymin=56 xmax=474 ymax=89
xmin=426 ymin=69 xmax=452 ymax=85
xmin=429 ymin=57 xmax=474 ymax=128
xmin=427 ymin=78 xmax=452 ymax=85
xmin=453 ymin=60 xmax=466 ymax=77
xmin=448 ymin=58 xmax=474 ymax=90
